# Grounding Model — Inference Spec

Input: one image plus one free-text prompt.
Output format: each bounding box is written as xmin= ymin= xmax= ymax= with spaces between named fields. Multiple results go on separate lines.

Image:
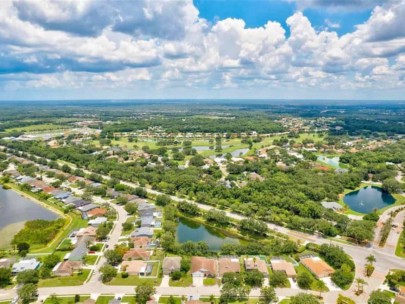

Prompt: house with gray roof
xmin=141 ymin=216 xmax=155 ymax=227
xmin=78 ymin=203 xmax=98 ymax=213
xmin=69 ymin=236 xmax=90 ymax=261
xmin=12 ymin=259 xmax=40 ymax=274
xmin=131 ymin=227 xmax=153 ymax=238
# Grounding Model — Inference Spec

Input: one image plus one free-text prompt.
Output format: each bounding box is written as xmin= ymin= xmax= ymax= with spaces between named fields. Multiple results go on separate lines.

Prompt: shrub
xmin=121 ymin=271 xmax=129 ymax=278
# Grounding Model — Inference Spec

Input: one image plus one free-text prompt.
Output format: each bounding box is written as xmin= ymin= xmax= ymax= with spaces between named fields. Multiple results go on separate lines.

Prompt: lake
xmin=317 ymin=155 xmax=341 ymax=168
xmin=0 ymin=186 xmax=59 ymax=248
xmin=343 ymin=186 xmax=395 ymax=213
xmin=176 ymin=217 xmax=239 ymax=251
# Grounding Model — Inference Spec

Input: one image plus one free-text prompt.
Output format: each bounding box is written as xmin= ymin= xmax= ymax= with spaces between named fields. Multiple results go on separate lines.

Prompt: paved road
xmin=1 ymin=152 xmax=405 ymax=303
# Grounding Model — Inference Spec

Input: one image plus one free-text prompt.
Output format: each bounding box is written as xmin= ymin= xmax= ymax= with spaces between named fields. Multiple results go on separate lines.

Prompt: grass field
xmin=169 ymin=274 xmax=193 ymax=287
xmin=43 ymin=295 xmax=90 ymax=304
xmin=7 ymin=123 xmax=69 ymax=132
xmin=84 ymin=254 xmax=99 ymax=265
xmin=395 ymin=230 xmax=405 ymax=258
xmin=107 ymin=275 xmax=161 ymax=286
xmin=38 ymin=269 xmax=91 ymax=287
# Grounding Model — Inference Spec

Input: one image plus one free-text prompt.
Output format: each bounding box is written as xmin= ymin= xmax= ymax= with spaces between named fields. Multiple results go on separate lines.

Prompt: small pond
xmin=317 ymin=155 xmax=341 ymax=168
xmin=176 ymin=217 xmax=240 ymax=251
xmin=343 ymin=186 xmax=395 ymax=213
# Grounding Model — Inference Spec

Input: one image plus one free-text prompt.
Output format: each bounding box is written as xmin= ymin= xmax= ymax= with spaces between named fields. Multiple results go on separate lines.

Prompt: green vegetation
xmin=12 ymin=219 xmax=65 ymax=246
xmin=203 ymin=277 xmax=217 ymax=286
xmin=95 ymin=296 xmax=114 ymax=304
xmin=38 ymin=269 xmax=91 ymax=287
xmin=44 ymin=295 xmax=90 ymax=304
xmin=107 ymin=275 xmax=161 ymax=286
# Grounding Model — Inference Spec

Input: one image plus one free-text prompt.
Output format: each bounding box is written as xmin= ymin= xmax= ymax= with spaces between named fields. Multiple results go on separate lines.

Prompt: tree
xmin=315 ymin=280 xmax=326 ymax=298
xmin=368 ymin=290 xmax=391 ymax=304
xmin=17 ymin=270 xmax=39 ymax=285
xmin=332 ymin=268 xmax=354 ymax=289
xmin=0 ymin=268 xmax=12 ymax=287
xmin=269 ymin=270 xmax=288 ymax=287
xmin=17 ymin=242 xmax=30 ymax=256
xmin=170 ymin=271 xmax=182 ymax=281
xmin=366 ymin=254 xmax=376 ymax=265
xmin=135 ymin=284 xmax=155 ymax=304
xmin=42 ymin=254 xmax=60 ymax=269
xmin=346 ymin=220 xmax=375 ymax=244
xmin=297 ymin=272 xmax=313 ymax=289
xmin=244 ymin=270 xmax=264 ymax=287
xmin=156 ymin=195 xmax=171 ymax=206
xmin=355 ymin=278 xmax=367 ymax=295
xmin=104 ymin=249 xmax=123 ymax=266
xmin=167 ymin=296 xmax=176 ymax=304
xmin=382 ymin=178 xmax=401 ymax=193
xmin=259 ymin=286 xmax=277 ymax=303
xmin=290 ymin=293 xmax=320 ymax=304
xmin=17 ymin=283 xmax=38 ymax=304
xmin=100 ymin=264 xmax=117 ymax=283
xmin=124 ymin=203 xmax=138 ymax=215
xmin=96 ymin=223 xmax=111 ymax=241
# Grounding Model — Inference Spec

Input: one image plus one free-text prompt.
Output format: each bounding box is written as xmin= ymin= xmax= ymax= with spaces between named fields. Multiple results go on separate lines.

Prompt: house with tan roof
xmin=270 ymin=258 xmax=297 ymax=278
xmin=131 ymin=237 xmax=151 ymax=249
xmin=218 ymin=257 xmax=241 ymax=277
xmin=123 ymin=249 xmax=152 ymax=261
xmin=191 ymin=257 xmax=218 ymax=278
xmin=76 ymin=226 xmax=97 ymax=239
xmin=121 ymin=260 xmax=152 ymax=276
xmin=300 ymin=256 xmax=334 ymax=278
xmin=162 ymin=257 xmax=181 ymax=275
xmin=244 ymin=257 xmax=269 ymax=277
xmin=52 ymin=261 xmax=82 ymax=277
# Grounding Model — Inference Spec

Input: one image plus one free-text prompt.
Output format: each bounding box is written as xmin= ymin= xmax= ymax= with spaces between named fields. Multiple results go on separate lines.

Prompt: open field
xmin=6 ymin=123 xmax=69 ymax=132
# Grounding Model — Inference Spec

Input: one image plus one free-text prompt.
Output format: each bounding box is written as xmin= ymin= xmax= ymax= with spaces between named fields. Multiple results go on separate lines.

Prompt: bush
xmin=171 ymin=271 xmax=182 ymax=281
xmin=121 ymin=271 xmax=129 ymax=278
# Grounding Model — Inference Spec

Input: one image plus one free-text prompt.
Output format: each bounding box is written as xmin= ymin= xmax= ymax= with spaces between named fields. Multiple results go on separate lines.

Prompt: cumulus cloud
xmin=0 ymin=0 xmax=404 ymax=97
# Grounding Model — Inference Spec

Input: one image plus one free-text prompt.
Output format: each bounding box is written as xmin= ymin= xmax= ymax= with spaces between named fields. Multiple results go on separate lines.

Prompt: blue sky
xmin=0 ymin=0 xmax=404 ymax=100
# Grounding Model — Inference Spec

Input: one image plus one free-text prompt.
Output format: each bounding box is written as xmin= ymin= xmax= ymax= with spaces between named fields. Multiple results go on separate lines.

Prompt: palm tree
xmin=366 ymin=254 xmax=376 ymax=265
xmin=355 ymin=278 xmax=367 ymax=295
xmin=365 ymin=263 xmax=374 ymax=277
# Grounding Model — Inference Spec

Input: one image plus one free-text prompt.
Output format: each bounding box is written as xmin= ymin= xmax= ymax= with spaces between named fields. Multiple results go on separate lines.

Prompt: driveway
xmin=321 ymin=277 xmax=341 ymax=292
xmin=192 ymin=276 xmax=204 ymax=287
xmin=160 ymin=275 xmax=170 ymax=287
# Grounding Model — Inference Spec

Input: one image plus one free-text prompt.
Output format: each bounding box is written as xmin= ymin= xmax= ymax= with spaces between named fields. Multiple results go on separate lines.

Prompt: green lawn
xmin=295 ymin=265 xmax=329 ymax=292
xmin=121 ymin=296 xmax=136 ymax=304
xmin=43 ymin=295 xmax=90 ymax=304
xmin=84 ymin=254 xmax=99 ymax=265
xmin=169 ymin=274 xmax=193 ymax=287
xmin=38 ymin=269 xmax=91 ymax=287
xmin=395 ymin=230 xmax=405 ymax=258
xmin=95 ymin=296 xmax=115 ymax=304
xmin=159 ymin=297 xmax=182 ymax=304
xmin=203 ymin=277 xmax=217 ymax=286
xmin=107 ymin=275 xmax=161 ymax=286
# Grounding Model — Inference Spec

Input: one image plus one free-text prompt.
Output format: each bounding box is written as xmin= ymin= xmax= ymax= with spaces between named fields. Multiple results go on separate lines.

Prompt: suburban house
xmin=78 ymin=204 xmax=99 ymax=213
xmin=121 ymin=260 xmax=151 ymax=276
xmin=87 ymin=207 xmax=107 ymax=218
xmin=131 ymin=237 xmax=151 ymax=249
xmin=244 ymin=257 xmax=269 ymax=277
xmin=162 ymin=257 xmax=181 ymax=275
xmin=137 ymin=202 xmax=156 ymax=216
xmin=123 ymin=249 xmax=152 ymax=261
xmin=69 ymin=236 xmax=91 ymax=261
xmin=191 ymin=257 xmax=218 ymax=278
xmin=131 ymin=227 xmax=153 ymax=238
xmin=76 ymin=226 xmax=97 ymax=239
xmin=88 ymin=217 xmax=107 ymax=227
xmin=52 ymin=261 xmax=82 ymax=277
xmin=300 ymin=256 xmax=335 ymax=278
xmin=140 ymin=216 xmax=155 ymax=227
xmin=218 ymin=257 xmax=241 ymax=277
xmin=12 ymin=259 xmax=40 ymax=274
xmin=270 ymin=258 xmax=297 ymax=278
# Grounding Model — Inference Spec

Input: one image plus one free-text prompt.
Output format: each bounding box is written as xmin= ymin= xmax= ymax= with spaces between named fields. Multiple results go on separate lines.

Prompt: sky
xmin=0 ymin=0 xmax=405 ymax=101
